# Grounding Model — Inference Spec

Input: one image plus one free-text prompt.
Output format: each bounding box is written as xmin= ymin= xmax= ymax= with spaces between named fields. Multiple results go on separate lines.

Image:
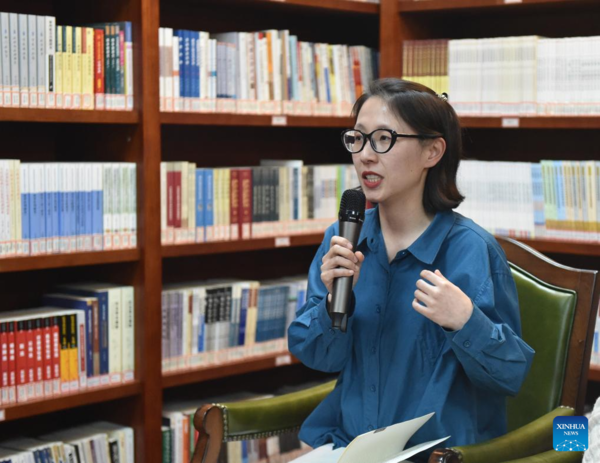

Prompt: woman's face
xmin=352 ymin=96 xmax=439 ymax=209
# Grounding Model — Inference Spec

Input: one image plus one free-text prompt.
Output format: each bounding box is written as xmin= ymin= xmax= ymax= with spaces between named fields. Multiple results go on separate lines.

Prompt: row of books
xmin=158 ymin=28 xmax=379 ymax=116
xmin=0 ymin=13 xmax=134 ymax=110
xmin=0 ymin=283 xmax=135 ymax=406
xmin=403 ymin=36 xmax=600 ymax=116
xmin=591 ymin=315 xmax=600 ymax=367
xmin=162 ymin=389 xmax=315 ymax=463
xmin=162 ymin=277 xmax=307 ymax=372
xmin=0 ymin=422 xmax=134 ymax=463
xmin=456 ymin=159 xmax=600 ymax=242
xmin=0 ymin=161 xmax=137 ymax=259
xmin=161 ymin=161 xmax=358 ymax=245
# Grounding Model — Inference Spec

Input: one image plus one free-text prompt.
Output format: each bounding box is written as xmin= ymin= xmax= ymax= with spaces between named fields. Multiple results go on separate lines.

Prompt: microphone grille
xmin=339 ymin=188 xmax=366 ymax=214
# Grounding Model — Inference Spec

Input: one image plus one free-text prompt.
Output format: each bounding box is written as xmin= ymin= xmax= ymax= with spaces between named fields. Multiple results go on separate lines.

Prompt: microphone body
xmin=329 ymin=190 xmax=365 ymax=332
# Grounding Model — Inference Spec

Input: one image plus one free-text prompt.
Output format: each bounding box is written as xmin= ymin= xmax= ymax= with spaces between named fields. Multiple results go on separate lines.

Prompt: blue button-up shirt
xmin=288 ymin=207 xmax=535 ymax=461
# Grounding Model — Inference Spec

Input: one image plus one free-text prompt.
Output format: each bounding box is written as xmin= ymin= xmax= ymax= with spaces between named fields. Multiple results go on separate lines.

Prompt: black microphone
xmin=329 ymin=189 xmax=366 ymax=332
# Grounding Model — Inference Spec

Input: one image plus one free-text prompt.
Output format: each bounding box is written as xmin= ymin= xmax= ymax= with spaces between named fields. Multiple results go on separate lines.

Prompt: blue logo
xmin=553 ymin=416 xmax=588 ymax=452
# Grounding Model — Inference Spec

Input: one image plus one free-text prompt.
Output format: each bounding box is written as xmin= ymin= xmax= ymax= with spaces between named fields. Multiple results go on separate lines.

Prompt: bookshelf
xmin=2 ymin=1 xmax=600 ymax=462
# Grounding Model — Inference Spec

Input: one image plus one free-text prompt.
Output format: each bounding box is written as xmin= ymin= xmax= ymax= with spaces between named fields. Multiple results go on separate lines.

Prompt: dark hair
xmin=352 ymin=78 xmax=464 ymax=213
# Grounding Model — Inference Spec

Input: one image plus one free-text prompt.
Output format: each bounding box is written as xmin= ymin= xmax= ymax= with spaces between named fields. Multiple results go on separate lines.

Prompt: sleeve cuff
xmin=444 ymin=303 xmax=495 ymax=355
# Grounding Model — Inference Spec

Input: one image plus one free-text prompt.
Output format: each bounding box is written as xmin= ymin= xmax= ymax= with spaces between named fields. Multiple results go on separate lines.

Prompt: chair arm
xmin=428 ymin=406 xmax=575 ymax=463
xmin=191 ymin=380 xmax=336 ymax=463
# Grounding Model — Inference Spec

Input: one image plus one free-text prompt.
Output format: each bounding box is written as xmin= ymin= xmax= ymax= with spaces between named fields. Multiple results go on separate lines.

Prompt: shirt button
xmin=463 ymin=341 xmax=471 ymax=348
xmin=367 ymin=425 xmax=374 ymax=431
xmin=370 ymin=385 xmax=376 ymax=392
xmin=371 ymin=347 xmax=376 ymax=354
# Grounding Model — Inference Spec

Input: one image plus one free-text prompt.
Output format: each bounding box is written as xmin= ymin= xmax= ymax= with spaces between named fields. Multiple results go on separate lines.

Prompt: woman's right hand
xmin=320 ymin=236 xmax=365 ymax=297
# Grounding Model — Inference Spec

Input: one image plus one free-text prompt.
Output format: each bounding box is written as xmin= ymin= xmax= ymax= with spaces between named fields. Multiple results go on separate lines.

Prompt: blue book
xmin=175 ymin=30 xmax=185 ymax=99
xmin=553 ymin=161 xmax=566 ymax=227
xmin=204 ymin=169 xmax=214 ymax=241
xmin=37 ymin=164 xmax=47 ymax=254
xmin=30 ymin=165 xmax=38 ymax=254
xmin=195 ymin=169 xmax=205 ymax=242
xmin=93 ymin=164 xmax=104 ymax=250
xmin=238 ymin=286 xmax=249 ymax=346
xmin=290 ymin=35 xmax=298 ymax=101
xmin=58 ymin=166 xmax=67 ymax=253
xmin=44 ymin=165 xmax=53 ymax=253
xmin=50 ymin=165 xmax=59 ymax=254
xmin=21 ymin=164 xmax=30 ymax=255
xmin=191 ymin=31 xmax=199 ymax=99
xmin=59 ymin=286 xmax=109 ymax=377
xmin=85 ymin=166 xmax=93 ymax=250
xmin=42 ymin=293 xmax=95 ymax=379
xmin=69 ymin=165 xmax=78 ymax=251
xmin=184 ymin=30 xmax=191 ymax=101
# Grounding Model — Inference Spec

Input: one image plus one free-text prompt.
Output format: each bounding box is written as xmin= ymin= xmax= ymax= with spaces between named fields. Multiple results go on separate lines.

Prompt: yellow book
xmin=84 ymin=28 xmax=94 ymax=109
xmin=328 ymin=45 xmax=336 ymax=104
xmin=64 ymin=26 xmax=73 ymax=109
xmin=223 ymin=168 xmax=231 ymax=240
xmin=56 ymin=26 xmax=63 ymax=109
xmin=72 ymin=27 xmax=82 ymax=109
xmin=68 ymin=313 xmax=79 ymax=390
xmin=60 ymin=315 xmax=70 ymax=393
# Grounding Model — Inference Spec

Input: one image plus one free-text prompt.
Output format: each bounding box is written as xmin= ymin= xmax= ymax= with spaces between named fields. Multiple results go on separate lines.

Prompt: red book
xmin=174 ymin=167 xmax=182 ymax=229
xmin=34 ymin=318 xmax=44 ymax=398
xmin=230 ymin=169 xmax=240 ymax=241
xmin=94 ymin=28 xmax=106 ymax=109
xmin=16 ymin=320 xmax=28 ymax=402
xmin=7 ymin=321 xmax=16 ymax=404
xmin=43 ymin=317 xmax=54 ymax=397
xmin=239 ymin=168 xmax=253 ymax=240
xmin=52 ymin=316 xmax=61 ymax=395
xmin=26 ymin=319 xmax=35 ymax=400
xmin=167 ymin=167 xmax=174 ymax=228
xmin=1 ymin=322 xmax=7 ymax=405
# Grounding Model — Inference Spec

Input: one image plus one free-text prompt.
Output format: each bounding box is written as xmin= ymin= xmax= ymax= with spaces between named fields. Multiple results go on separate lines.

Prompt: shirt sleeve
xmin=444 ymin=272 xmax=535 ymax=396
xmin=287 ymin=227 xmax=355 ymax=373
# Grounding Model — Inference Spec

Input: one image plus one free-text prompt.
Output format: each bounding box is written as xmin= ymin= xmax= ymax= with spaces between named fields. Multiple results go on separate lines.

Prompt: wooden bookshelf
xmin=161 ymin=112 xmax=354 ymax=128
xmin=162 ymin=353 xmax=300 ymax=389
xmin=0 ymin=383 xmax=142 ymax=423
xmin=460 ymin=116 xmax=600 ymax=130
xmin=3 ymin=0 xmax=600 ymax=462
xmin=0 ymin=108 xmax=139 ymax=124
xmin=162 ymin=234 xmax=323 ymax=257
xmin=397 ymin=0 xmax=599 ymax=13
xmin=0 ymin=249 xmax=141 ymax=273
xmin=589 ymin=366 xmax=600 ymax=382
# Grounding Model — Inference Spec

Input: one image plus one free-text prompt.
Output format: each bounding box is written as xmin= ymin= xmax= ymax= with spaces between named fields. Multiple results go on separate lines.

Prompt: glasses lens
xmin=343 ymin=130 xmax=364 ymax=153
xmin=372 ymin=130 xmax=394 ymax=153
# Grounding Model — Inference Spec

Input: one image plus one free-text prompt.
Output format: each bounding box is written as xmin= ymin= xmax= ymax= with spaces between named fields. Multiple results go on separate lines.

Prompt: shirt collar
xmin=358 ymin=205 xmax=456 ymax=265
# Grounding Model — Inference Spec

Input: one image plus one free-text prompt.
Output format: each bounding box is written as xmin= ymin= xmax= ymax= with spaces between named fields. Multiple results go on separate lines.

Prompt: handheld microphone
xmin=329 ymin=189 xmax=366 ymax=332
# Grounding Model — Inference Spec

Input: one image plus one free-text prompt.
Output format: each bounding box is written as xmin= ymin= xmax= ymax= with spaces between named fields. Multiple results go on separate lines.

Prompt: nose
xmin=359 ymin=138 xmax=378 ymax=164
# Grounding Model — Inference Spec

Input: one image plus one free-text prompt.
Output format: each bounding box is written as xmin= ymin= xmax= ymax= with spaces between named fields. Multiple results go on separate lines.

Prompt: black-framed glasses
xmin=341 ymin=129 xmax=442 ymax=154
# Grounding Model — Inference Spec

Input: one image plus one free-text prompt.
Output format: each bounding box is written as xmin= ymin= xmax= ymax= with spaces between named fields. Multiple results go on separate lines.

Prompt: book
xmin=308 ymin=413 xmax=448 ymax=463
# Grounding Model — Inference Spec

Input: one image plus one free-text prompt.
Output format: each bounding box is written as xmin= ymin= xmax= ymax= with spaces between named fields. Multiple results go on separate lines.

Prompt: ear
xmin=423 ymin=137 xmax=446 ymax=168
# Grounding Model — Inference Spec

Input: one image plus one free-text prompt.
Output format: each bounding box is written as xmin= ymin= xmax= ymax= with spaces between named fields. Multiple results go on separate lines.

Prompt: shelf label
xmin=504 ymin=0 xmax=523 ymax=3
xmin=272 ymin=116 xmax=287 ymax=126
xmin=502 ymin=118 xmax=520 ymax=128
xmin=275 ymin=237 xmax=291 ymax=247
xmin=0 ymin=410 xmax=4 ymax=422
xmin=275 ymin=354 xmax=292 ymax=366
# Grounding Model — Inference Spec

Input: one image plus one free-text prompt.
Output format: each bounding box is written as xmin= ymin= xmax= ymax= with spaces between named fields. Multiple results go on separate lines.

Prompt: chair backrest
xmin=497 ymin=237 xmax=600 ymax=432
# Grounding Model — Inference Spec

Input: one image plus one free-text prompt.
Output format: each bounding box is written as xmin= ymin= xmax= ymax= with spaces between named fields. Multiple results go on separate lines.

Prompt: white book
xmin=1 ymin=13 xmax=11 ymax=106
xmin=18 ymin=14 xmax=28 ymax=107
xmin=160 ymin=162 xmax=167 ymax=244
xmin=86 ymin=422 xmax=135 ymax=463
xmin=112 ymin=163 xmax=122 ymax=249
xmin=45 ymin=16 xmax=55 ymax=108
xmin=164 ymin=28 xmax=173 ymax=111
xmin=188 ymin=162 xmax=196 ymax=243
xmin=121 ymin=285 xmax=135 ymax=382
xmin=129 ymin=163 xmax=137 ymax=248
xmin=172 ymin=33 xmax=181 ymax=111
xmin=159 ymin=27 xmax=165 ymax=110
xmin=46 ymin=162 xmax=58 ymax=254
xmin=36 ymin=16 xmax=45 ymax=107
xmin=125 ymin=24 xmax=134 ymax=111
xmin=27 ymin=15 xmax=37 ymax=107
xmin=103 ymin=163 xmax=113 ymax=250
xmin=9 ymin=13 xmax=19 ymax=106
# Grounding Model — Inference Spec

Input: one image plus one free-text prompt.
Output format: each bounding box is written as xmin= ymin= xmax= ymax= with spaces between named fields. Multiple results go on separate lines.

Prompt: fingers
xmin=415 ymin=278 xmax=436 ymax=295
xmin=330 ymin=235 xmax=353 ymax=250
xmin=414 ymin=288 xmax=433 ymax=307
xmin=420 ymin=269 xmax=445 ymax=286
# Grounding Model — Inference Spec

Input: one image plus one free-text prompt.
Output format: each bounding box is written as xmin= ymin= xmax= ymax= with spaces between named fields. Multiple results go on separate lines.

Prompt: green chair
xmin=191 ymin=237 xmax=600 ymax=463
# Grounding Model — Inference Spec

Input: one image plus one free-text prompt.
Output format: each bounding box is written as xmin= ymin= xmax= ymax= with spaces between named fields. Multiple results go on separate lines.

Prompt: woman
xmin=287 ymin=78 xmax=535 ymax=463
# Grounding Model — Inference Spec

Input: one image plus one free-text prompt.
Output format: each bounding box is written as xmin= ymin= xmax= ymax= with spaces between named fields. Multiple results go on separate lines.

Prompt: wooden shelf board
xmin=0 ymin=108 xmax=139 ymax=124
xmin=589 ymin=365 xmax=600 ymax=382
xmin=162 ymin=353 xmax=300 ymax=389
xmin=398 ymin=0 xmax=598 ymax=13
xmin=0 ymin=382 xmax=142 ymax=422
xmin=0 ymin=249 xmax=141 ymax=273
xmin=513 ymin=239 xmax=600 ymax=257
xmin=162 ymin=234 xmax=324 ymax=257
xmin=160 ymin=112 xmax=354 ymax=128
xmin=460 ymin=116 xmax=600 ymax=130
xmin=201 ymin=0 xmax=379 ymax=13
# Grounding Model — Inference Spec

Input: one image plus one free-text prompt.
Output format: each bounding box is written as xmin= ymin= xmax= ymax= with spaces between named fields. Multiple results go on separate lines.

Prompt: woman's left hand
xmin=413 ymin=269 xmax=473 ymax=331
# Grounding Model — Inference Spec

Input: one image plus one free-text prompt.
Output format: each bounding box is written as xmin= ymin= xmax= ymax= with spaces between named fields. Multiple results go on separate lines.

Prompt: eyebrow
xmin=354 ymin=124 xmax=395 ymax=131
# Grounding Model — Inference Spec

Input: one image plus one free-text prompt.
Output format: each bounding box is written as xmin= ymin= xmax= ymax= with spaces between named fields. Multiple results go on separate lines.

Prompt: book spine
xmin=33 ymin=318 xmax=44 ymax=398
xmin=9 ymin=13 xmax=19 ymax=106
xmin=44 ymin=17 xmax=55 ymax=107
xmin=94 ymin=28 xmax=105 ymax=110
xmin=16 ymin=320 xmax=28 ymax=402
xmin=26 ymin=319 xmax=35 ymax=399
xmin=0 ymin=14 xmax=11 ymax=107
xmin=109 ymin=288 xmax=122 ymax=384
xmin=42 ymin=317 xmax=53 ymax=397
xmin=230 ymin=169 xmax=240 ymax=241
xmin=239 ymin=168 xmax=252 ymax=240
xmin=37 ymin=16 xmax=46 ymax=108
xmin=18 ymin=14 xmax=28 ymax=107
xmin=63 ymin=25 xmax=72 ymax=109
xmin=72 ymin=26 xmax=82 ymax=109
xmin=195 ymin=168 xmax=204 ymax=243
xmin=27 ymin=15 xmax=37 ymax=107
xmin=124 ymin=22 xmax=133 ymax=110
xmin=0 ymin=322 xmax=8 ymax=404
xmin=122 ymin=286 xmax=135 ymax=382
